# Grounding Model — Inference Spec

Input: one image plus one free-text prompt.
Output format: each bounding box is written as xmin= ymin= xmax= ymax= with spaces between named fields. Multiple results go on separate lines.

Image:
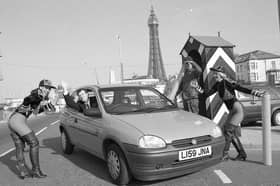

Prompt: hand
xmin=60 ymin=81 xmax=69 ymax=95
xmin=252 ymin=90 xmax=265 ymax=97
xmin=190 ymin=80 xmax=198 ymax=88
xmin=40 ymin=100 xmax=49 ymax=106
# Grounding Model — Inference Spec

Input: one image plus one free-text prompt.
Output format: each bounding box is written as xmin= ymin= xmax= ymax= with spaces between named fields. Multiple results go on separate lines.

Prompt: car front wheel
xmin=272 ymin=110 xmax=280 ymax=126
xmin=61 ymin=130 xmax=74 ymax=154
xmin=106 ymin=144 xmax=131 ymax=185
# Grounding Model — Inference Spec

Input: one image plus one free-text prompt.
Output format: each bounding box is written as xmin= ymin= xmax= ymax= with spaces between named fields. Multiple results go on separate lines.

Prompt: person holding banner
xmin=191 ymin=66 xmax=264 ymax=161
xmin=175 ymin=56 xmax=202 ymax=113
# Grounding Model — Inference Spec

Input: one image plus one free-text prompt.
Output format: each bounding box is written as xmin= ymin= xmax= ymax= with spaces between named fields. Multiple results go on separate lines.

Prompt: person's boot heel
xmin=233 ymin=154 xmax=247 ymax=161
xmin=16 ymin=163 xmax=31 ymax=179
xmin=31 ymin=169 xmax=47 ymax=178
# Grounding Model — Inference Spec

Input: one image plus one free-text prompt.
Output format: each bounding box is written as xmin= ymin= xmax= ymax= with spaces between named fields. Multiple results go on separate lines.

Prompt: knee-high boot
xmin=22 ymin=131 xmax=47 ymax=178
xmin=232 ymin=136 xmax=247 ymax=161
xmin=222 ymin=124 xmax=235 ymax=160
xmin=10 ymin=133 xmax=31 ymax=179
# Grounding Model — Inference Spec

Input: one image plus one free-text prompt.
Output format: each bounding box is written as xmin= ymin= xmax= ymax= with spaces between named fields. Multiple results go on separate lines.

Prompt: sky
xmin=0 ymin=0 xmax=279 ymax=101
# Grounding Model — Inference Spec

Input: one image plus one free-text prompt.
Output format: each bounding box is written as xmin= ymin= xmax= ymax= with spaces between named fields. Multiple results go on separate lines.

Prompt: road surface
xmin=0 ymin=114 xmax=280 ymax=186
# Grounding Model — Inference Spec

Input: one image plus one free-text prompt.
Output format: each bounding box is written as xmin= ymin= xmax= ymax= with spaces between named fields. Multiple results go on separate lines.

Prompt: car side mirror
xmin=83 ymin=108 xmax=102 ymax=118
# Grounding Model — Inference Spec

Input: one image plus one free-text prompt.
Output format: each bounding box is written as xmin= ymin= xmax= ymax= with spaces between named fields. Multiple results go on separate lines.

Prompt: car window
xmin=140 ymin=89 xmax=170 ymax=107
xmin=265 ymin=87 xmax=280 ymax=100
xmin=99 ymin=87 xmax=176 ymax=114
xmin=101 ymin=91 xmax=114 ymax=105
xmin=88 ymin=90 xmax=99 ymax=108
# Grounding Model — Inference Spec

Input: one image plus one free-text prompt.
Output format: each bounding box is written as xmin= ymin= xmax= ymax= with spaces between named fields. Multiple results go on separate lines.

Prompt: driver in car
xmin=61 ymin=82 xmax=96 ymax=113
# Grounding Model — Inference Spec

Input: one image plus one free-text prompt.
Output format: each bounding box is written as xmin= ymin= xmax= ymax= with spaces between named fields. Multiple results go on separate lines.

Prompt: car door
xmin=237 ymin=92 xmax=262 ymax=122
xmin=75 ymin=114 xmax=104 ymax=158
xmin=73 ymin=89 xmax=104 ymax=158
xmin=61 ymin=107 xmax=81 ymax=144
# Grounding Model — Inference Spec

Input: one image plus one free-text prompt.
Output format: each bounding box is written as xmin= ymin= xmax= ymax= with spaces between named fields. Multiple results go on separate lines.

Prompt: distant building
xmin=123 ymin=75 xmax=159 ymax=85
xmin=123 ymin=75 xmax=166 ymax=93
xmin=235 ymin=50 xmax=280 ymax=84
xmin=147 ymin=6 xmax=167 ymax=81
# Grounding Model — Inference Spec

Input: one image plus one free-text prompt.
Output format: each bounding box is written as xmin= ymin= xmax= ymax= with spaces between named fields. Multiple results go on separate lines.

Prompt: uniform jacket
xmin=15 ymin=88 xmax=54 ymax=118
xmin=204 ymin=79 xmax=252 ymax=109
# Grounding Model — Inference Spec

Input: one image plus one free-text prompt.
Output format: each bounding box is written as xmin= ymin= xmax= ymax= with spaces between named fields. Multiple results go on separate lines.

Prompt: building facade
xmin=235 ymin=50 xmax=280 ymax=84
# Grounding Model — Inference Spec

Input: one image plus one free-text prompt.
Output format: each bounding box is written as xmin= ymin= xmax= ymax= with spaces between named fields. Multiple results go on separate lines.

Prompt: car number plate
xmin=178 ymin=146 xmax=212 ymax=161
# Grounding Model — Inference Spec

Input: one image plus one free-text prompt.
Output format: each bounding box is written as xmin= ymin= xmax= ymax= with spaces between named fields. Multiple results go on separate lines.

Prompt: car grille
xmin=172 ymin=155 xmax=212 ymax=167
xmin=171 ymin=135 xmax=212 ymax=148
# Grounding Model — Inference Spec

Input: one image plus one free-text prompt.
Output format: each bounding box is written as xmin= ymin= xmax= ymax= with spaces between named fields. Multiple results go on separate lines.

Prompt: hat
xmin=39 ymin=79 xmax=56 ymax=89
xmin=210 ymin=66 xmax=224 ymax=73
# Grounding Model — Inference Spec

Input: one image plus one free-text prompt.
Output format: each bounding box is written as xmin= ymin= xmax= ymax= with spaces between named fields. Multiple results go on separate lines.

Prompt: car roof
xmin=76 ymin=84 xmax=149 ymax=90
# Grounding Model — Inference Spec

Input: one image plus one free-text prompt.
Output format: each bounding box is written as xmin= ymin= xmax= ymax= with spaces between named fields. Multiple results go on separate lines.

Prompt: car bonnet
xmin=111 ymin=110 xmax=218 ymax=144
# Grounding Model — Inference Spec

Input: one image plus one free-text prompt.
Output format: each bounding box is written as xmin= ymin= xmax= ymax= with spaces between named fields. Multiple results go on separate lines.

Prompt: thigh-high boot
xmin=22 ymin=131 xmax=47 ymax=178
xmin=10 ymin=133 xmax=31 ymax=179
xmin=232 ymin=136 xmax=247 ymax=161
xmin=223 ymin=124 xmax=235 ymax=161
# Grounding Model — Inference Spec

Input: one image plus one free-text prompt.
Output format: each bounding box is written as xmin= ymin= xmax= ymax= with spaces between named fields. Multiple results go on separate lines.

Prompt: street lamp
xmin=117 ymin=34 xmax=124 ymax=83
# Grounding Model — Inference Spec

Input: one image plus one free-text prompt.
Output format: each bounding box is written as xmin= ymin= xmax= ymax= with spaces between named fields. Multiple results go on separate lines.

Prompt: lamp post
xmin=117 ymin=34 xmax=124 ymax=83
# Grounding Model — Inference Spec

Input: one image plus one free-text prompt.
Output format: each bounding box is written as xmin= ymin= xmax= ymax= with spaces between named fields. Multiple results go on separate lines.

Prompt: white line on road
xmin=0 ymin=120 xmax=59 ymax=158
xmin=214 ymin=169 xmax=232 ymax=184
xmin=35 ymin=127 xmax=48 ymax=136
xmin=50 ymin=120 xmax=60 ymax=126
xmin=0 ymin=147 xmax=15 ymax=158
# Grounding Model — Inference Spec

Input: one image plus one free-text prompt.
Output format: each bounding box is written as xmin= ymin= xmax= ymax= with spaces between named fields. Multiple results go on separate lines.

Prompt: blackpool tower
xmin=147 ymin=6 xmax=167 ymax=81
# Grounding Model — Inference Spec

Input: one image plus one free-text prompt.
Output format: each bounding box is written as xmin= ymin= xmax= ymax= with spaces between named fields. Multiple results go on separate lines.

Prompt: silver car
xmin=59 ymin=84 xmax=225 ymax=185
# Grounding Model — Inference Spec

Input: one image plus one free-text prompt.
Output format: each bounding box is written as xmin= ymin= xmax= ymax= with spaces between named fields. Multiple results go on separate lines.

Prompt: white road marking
xmin=214 ymin=169 xmax=232 ymax=184
xmin=50 ymin=120 xmax=60 ymax=126
xmin=0 ymin=120 xmax=60 ymax=158
xmin=0 ymin=148 xmax=15 ymax=158
xmin=35 ymin=127 xmax=48 ymax=136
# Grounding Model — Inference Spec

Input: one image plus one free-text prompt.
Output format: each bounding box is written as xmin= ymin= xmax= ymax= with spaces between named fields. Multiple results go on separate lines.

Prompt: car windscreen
xmin=99 ymin=87 xmax=177 ymax=114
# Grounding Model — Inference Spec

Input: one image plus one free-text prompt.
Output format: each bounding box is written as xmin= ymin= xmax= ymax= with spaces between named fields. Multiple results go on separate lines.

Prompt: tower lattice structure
xmin=147 ymin=7 xmax=167 ymax=81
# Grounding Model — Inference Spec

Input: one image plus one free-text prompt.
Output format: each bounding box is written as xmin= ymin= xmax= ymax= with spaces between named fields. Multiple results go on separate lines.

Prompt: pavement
xmin=241 ymin=125 xmax=280 ymax=150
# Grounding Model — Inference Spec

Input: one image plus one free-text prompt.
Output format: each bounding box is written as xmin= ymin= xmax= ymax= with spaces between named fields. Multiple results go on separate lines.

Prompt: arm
xmin=191 ymin=81 xmax=218 ymax=98
xmin=175 ymin=80 xmax=183 ymax=97
xmin=191 ymin=61 xmax=202 ymax=73
xmin=22 ymin=89 xmax=42 ymax=106
xmin=225 ymin=80 xmax=264 ymax=97
xmin=64 ymin=94 xmax=83 ymax=112
xmin=38 ymin=101 xmax=56 ymax=113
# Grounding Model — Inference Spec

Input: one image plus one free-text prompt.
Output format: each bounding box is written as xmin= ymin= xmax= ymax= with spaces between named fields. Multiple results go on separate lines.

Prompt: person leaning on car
xmin=61 ymin=82 xmax=94 ymax=113
xmin=191 ymin=66 xmax=264 ymax=161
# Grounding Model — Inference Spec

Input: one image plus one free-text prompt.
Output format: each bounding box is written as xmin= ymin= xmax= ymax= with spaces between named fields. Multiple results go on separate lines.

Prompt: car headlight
xmin=138 ymin=135 xmax=166 ymax=149
xmin=211 ymin=126 xmax=222 ymax=138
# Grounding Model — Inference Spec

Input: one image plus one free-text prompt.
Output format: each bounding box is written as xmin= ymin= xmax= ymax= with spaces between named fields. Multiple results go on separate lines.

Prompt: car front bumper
xmin=123 ymin=136 xmax=225 ymax=181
